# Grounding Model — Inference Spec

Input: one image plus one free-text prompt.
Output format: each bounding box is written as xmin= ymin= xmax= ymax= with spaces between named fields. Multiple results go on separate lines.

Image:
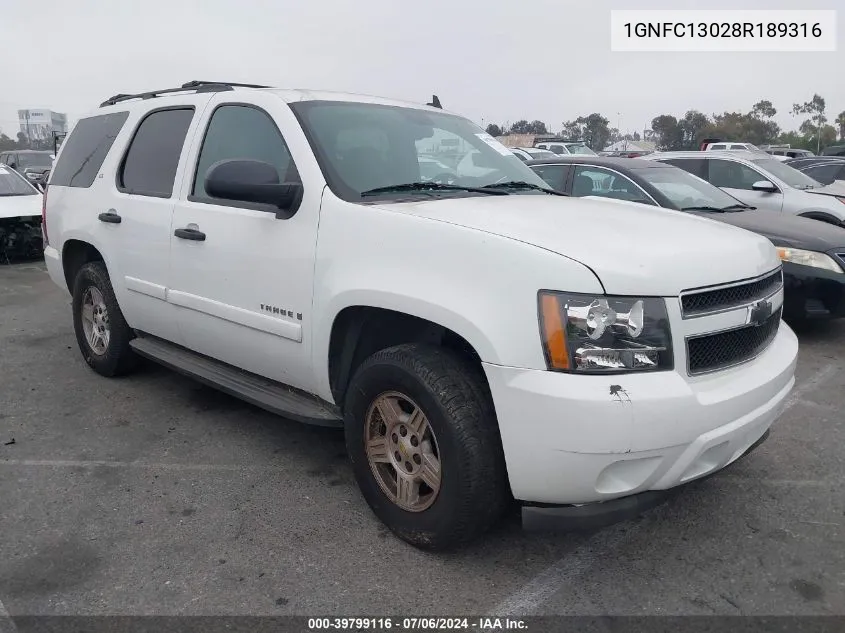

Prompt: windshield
xmin=18 ymin=153 xmax=53 ymax=168
xmin=751 ymin=158 xmax=823 ymax=189
xmin=0 ymin=166 xmax=39 ymax=195
xmin=565 ymin=143 xmax=597 ymax=156
xmin=290 ymin=101 xmax=550 ymax=201
xmin=526 ymin=149 xmax=556 ymax=159
xmin=637 ymin=166 xmax=743 ymax=210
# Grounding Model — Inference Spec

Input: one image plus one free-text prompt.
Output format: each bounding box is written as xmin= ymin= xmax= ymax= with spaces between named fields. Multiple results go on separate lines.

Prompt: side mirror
xmin=751 ymin=180 xmax=778 ymax=193
xmin=205 ymin=159 xmax=302 ymax=218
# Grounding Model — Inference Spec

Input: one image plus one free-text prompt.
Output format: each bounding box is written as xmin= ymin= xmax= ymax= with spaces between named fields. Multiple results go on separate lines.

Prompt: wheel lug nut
xmin=413 ymin=454 xmax=421 ymax=465
xmin=399 ymin=426 xmax=407 ymax=437
xmin=410 ymin=436 xmax=419 ymax=447
xmin=405 ymin=461 xmax=412 ymax=472
xmin=394 ymin=451 xmax=402 ymax=462
xmin=391 ymin=433 xmax=398 ymax=443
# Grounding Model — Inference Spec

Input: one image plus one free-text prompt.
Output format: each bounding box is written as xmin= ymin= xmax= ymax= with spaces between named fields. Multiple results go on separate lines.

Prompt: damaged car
xmin=0 ymin=164 xmax=44 ymax=263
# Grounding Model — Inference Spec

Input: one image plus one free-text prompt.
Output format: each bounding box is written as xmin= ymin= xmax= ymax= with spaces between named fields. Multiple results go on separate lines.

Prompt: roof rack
xmin=99 ymin=80 xmax=272 ymax=108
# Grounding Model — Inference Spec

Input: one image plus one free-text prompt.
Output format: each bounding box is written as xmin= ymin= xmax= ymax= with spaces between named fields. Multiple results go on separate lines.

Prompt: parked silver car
xmin=644 ymin=150 xmax=845 ymax=225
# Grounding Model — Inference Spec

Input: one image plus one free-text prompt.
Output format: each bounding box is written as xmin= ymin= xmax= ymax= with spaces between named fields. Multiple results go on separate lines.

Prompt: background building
xmin=18 ymin=109 xmax=68 ymax=143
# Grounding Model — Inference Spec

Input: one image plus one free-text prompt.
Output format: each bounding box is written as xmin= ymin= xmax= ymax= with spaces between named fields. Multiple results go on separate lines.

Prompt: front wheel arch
xmin=797 ymin=210 xmax=844 ymax=226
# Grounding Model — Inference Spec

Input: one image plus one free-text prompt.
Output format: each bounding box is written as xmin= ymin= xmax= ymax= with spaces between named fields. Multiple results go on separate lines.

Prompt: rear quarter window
xmin=50 ymin=111 xmax=130 ymax=188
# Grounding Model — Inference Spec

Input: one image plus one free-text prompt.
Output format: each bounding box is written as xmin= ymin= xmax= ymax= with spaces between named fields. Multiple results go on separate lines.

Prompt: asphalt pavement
xmin=1 ymin=262 xmax=843 ymax=618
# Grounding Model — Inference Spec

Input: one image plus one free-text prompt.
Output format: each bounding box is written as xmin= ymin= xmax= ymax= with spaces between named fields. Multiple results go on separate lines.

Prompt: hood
xmin=380 ymin=194 xmax=780 ymax=296
xmin=688 ymin=210 xmax=845 ymax=251
xmin=0 ymin=194 xmax=42 ymax=220
xmin=805 ymin=181 xmax=845 ymax=198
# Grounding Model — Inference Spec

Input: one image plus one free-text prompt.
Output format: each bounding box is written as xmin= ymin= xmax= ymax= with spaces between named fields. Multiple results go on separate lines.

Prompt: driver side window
xmin=192 ymin=105 xmax=300 ymax=202
xmin=708 ymin=159 xmax=765 ymax=190
xmin=571 ymin=166 xmax=653 ymax=204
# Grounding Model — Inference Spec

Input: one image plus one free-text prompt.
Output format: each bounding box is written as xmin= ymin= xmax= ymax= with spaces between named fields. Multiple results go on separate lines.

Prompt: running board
xmin=129 ymin=335 xmax=343 ymax=427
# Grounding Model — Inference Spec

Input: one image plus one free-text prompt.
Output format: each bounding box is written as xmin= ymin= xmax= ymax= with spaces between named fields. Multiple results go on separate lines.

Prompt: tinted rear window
xmin=119 ymin=108 xmax=194 ymax=197
xmin=50 ymin=111 xmax=129 ymax=188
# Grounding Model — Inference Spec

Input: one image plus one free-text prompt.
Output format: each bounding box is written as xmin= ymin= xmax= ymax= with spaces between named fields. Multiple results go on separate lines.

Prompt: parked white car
xmin=43 ymin=81 xmax=797 ymax=549
xmin=0 ymin=165 xmax=44 ymax=261
xmin=534 ymin=140 xmax=597 ymax=156
xmin=510 ymin=147 xmax=557 ymax=162
xmin=647 ymin=150 xmax=845 ymax=226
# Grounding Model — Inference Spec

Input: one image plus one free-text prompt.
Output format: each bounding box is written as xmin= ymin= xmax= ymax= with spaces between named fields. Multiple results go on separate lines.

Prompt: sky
xmin=0 ymin=0 xmax=842 ymax=138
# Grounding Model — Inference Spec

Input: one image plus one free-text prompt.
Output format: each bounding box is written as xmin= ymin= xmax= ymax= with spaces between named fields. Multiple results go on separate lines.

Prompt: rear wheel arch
xmin=62 ymin=240 xmax=106 ymax=293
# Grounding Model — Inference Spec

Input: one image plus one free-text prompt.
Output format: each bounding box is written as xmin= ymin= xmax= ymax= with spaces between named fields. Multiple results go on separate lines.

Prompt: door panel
xmin=706 ymin=158 xmax=784 ymax=213
xmin=98 ymin=98 xmax=212 ymax=342
xmin=168 ymin=93 xmax=322 ymax=393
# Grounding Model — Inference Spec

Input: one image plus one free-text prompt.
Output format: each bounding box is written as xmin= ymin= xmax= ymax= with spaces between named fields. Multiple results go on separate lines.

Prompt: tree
xmin=485 ymin=123 xmax=503 ymax=137
xmin=508 ymin=120 xmax=547 ymax=135
xmin=678 ymin=110 xmax=711 ymax=149
xmin=792 ymin=94 xmax=827 ymax=154
xmin=836 ymin=111 xmax=845 ymax=141
xmin=751 ymin=100 xmax=777 ymax=119
xmin=560 ymin=119 xmax=584 ymax=140
xmin=651 ymin=114 xmax=683 ymax=150
xmin=567 ymin=113 xmax=610 ymax=150
xmin=16 ymin=132 xmax=29 ymax=148
xmin=0 ymin=133 xmax=16 ymax=152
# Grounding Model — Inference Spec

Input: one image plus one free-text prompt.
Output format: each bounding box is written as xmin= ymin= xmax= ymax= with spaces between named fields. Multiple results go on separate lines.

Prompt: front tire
xmin=344 ymin=343 xmax=510 ymax=550
xmin=72 ymin=261 xmax=139 ymax=377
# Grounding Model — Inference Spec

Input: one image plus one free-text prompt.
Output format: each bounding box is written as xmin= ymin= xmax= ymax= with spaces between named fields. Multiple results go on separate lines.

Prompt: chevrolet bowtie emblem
xmin=747 ymin=299 xmax=773 ymax=326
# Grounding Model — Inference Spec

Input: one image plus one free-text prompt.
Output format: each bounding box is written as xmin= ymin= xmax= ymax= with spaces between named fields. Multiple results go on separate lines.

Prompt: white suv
xmin=42 ymin=81 xmax=798 ymax=549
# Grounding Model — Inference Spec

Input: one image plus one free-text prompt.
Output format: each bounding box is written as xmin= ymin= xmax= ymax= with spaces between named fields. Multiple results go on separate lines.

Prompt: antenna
xmin=427 ymin=95 xmax=442 ymax=109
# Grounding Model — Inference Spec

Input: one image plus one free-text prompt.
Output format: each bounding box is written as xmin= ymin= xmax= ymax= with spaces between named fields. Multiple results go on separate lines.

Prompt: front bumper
xmin=782 ymin=260 xmax=845 ymax=321
xmin=482 ymin=323 xmax=798 ymax=507
xmin=521 ymin=428 xmax=770 ymax=531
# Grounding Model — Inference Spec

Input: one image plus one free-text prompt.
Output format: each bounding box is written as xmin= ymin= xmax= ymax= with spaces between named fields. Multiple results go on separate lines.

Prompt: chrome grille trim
xmin=685 ymin=306 xmax=783 ymax=376
xmin=679 ymin=267 xmax=783 ymax=319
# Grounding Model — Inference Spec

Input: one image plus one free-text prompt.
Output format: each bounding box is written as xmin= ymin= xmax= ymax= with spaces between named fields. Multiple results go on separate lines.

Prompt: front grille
xmin=687 ymin=307 xmax=782 ymax=376
xmin=680 ymin=269 xmax=782 ymax=318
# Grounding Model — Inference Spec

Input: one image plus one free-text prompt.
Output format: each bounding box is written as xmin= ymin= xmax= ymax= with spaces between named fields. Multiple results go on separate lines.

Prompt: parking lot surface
xmin=1 ymin=262 xmax=843 ymax=617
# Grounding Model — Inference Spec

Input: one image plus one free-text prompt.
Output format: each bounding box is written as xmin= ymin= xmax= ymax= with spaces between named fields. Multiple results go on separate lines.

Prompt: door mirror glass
xmin=751 ymin=180 xmax=778 ymax=193
xmin=205 ymin=159 xmax=303 ymax=217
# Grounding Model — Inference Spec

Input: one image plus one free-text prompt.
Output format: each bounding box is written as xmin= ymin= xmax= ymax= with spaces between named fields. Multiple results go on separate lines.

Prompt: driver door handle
xmin=174 ymin=227 xmax=206 ymax=241
xmin=98 ymin=210 xmax=121 ymax=224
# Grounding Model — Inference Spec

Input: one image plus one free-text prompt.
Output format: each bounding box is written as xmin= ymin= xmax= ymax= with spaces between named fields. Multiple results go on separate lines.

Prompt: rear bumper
xmin=521 ymin=428 xmax=770 ymax=532
xmin=43 ymin=245 xmax=68 ymax=296
xmin=782 ymin=261 xmax=845 ymax=321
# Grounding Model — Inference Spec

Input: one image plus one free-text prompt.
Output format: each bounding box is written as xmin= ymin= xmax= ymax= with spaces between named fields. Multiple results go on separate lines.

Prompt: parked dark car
xmin=821 ymin=145 xmax=845 ymax=157
xmin=528 ymin=155 xmax=845 ymax=323
xmin=0 ymin=150 xmax=54 ymax=186
xmin=784 ymin=156 xmax=845 ymax=186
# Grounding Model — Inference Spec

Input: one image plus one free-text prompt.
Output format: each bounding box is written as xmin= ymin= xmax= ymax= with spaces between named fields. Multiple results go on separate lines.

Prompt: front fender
xmin=310 ymin=196 xmax=605 ymax=401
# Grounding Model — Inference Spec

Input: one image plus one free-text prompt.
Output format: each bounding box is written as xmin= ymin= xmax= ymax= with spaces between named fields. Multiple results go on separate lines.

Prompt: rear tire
xmin=344 ymin=343 xmax=510 ymax=550
xmin=72 ymin=261 xmax=139 ymax=377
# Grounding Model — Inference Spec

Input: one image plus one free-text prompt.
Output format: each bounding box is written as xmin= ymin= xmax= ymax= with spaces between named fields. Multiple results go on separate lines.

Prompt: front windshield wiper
xmin=679 ymin=205 xmax=729 ymax=212
xmin=480 ymin=181 xmax=568 ymax=196
xmin=360 ymin=182 xmax=509 ymax=197
xmin=680 ymin=204 xmax=754 ymax=212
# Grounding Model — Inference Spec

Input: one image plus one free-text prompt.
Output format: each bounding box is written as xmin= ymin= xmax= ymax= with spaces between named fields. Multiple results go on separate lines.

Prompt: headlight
xmin=538 ymin=291 xmax=673 ymax=373
xmin=776 ymin=247 xmax=843 ymax=273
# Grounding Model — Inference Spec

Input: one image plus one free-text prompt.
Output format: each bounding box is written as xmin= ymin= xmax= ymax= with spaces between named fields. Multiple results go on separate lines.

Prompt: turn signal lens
xmin=539 ymin=293 xmax=570 ymax=369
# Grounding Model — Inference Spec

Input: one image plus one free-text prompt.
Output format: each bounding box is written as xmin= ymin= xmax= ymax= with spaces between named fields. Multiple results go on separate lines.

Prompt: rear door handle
xmin=174 ymin=227 xmax=206 ymax=241
xmin=98 ymin=210 xmax=121 ymax=224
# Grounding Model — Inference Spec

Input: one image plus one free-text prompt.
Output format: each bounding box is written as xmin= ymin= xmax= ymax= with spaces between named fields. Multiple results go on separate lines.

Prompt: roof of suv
xmin=95 ymin=81 xmax=453 ymax=117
